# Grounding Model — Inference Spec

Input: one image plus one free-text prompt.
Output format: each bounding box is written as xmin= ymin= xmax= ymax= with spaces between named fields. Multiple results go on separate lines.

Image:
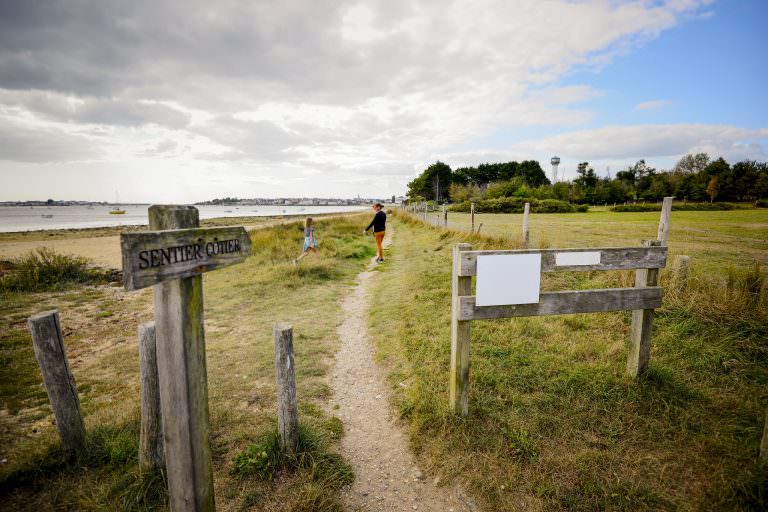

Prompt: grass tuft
xmin=0 ymin=247 xmax=110 ymax=292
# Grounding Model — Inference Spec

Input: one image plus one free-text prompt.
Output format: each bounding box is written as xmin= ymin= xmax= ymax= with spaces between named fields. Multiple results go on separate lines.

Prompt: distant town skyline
xmin=1 ymin=1 xmax=766 ymax=203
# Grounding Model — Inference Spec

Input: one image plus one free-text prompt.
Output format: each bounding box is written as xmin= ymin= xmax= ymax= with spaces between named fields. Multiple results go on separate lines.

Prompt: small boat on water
xmin=110 ymin=191 xmax=126 ymax=214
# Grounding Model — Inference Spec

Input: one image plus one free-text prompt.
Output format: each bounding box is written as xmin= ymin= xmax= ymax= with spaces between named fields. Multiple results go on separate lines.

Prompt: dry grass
xmin=0 ymin=214 xmax=374 ymax=511
xmin=367 ymin=213 xmax=767 ymax=511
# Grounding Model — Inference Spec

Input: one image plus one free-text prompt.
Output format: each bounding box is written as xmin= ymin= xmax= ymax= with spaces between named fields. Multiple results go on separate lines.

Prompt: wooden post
xmin=139 ymin=322 xmax=164 ymax=472
xmin=470 ymin=203 xmax=475 ymax=233
xmin=522 ymin=202 xmax=530 ymax=246
xmin=149 ymin=205 xmax=215 ymax=512
xmin=657 ymin=197 xmax=673 ymax=245
xmin=443 ymin=204 xmax=448 ymax=228
xmin=674 ymin=255 xmax=691 ymax=292
xmin=274 ymin=324 xmax=299 ymax=454
xmin=760 ymin=409 xmax=768 ymax=462
xmin=476 ymin=223 xmax=483 ymax=234
xmin=628 ymin=197 xmax=671 ymax=378
xmin=28 ymin=311 xmax=86 ymax=453
xmin=450 ymin=243 xmax=473 ymax=415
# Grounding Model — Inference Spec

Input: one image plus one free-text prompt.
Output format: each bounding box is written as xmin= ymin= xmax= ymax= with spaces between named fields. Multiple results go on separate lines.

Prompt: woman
xmin=364 ymin=203 xmax=386 ymax=262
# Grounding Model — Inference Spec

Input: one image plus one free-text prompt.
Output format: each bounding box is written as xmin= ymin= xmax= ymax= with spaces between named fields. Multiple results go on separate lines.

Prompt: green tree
xmin=673 ymin=152 xmax=710 ymax=174
xmin=406 ymin=161 xmax=453 ymax=201
xmin=706 ymin=176 xmax=719 ymax=203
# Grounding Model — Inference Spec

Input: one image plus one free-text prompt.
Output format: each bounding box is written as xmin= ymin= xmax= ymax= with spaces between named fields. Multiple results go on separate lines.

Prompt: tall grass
xmin=369 ymin=212 xmax=767 ymax=511
xmin=0 ymin=247 xmax=109 ymax=292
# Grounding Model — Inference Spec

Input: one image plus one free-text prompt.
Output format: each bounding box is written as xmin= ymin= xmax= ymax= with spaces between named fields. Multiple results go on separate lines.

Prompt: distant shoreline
xmin=0 ymin=211 xmax=365 ymax=241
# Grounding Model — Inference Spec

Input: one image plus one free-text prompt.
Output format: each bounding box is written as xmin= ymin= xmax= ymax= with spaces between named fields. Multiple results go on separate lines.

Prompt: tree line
xmin=406 ymin=153 xmax=768 ymax=204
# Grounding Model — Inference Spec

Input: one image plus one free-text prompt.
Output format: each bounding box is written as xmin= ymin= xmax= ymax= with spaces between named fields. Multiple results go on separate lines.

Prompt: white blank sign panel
xmin=476 ymin=253 xmax=541 ymax=306
xmin=555 ymin=251 xmax=601 ymax=266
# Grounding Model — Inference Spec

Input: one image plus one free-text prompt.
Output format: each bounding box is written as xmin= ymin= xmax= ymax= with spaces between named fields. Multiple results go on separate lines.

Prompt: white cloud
xmin=635 ymin=99 xmax=671 ymax=111
xmin=0 ymin=0 xmax=746 ymax=201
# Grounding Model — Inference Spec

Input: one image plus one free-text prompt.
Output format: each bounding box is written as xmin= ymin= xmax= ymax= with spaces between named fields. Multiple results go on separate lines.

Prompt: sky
xmin=0 ymin=0 xmax=766 ymax=202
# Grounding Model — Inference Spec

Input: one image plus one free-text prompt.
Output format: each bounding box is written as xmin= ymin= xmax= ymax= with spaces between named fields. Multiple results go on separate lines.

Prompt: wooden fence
xmin=449 ymin=197 xmax=673 ymax=415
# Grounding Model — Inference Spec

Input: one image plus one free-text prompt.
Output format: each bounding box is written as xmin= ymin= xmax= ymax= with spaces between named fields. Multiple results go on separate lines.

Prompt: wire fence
xmin=400 ymin=202 xmax=530 ymax=242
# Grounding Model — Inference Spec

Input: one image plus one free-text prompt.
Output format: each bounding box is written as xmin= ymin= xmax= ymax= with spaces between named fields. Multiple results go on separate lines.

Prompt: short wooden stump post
xmin=274 ymin=324 xmax=299 ymax=454
xmin=760 ymin=409 xmax=768 ymax=463
xmin=470 ymin=203 xmax=476 ymax=233
xmin=28 ymin=310 xmax=86 ymax=454
xmin=522 ymin=202 xmax=530 ymax=246
xmin=674 ymin=255 xmax=691 ymax=292
xmin=138 ymin=321 xmax=164 ymax=472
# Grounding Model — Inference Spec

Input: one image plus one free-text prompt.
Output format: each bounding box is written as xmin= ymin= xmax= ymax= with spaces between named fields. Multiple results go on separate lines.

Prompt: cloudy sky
xmin=1 ymin=0 xmax=766 ymax=202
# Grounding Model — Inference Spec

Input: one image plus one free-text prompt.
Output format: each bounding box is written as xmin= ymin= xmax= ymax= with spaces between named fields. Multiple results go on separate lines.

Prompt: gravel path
xmin=329 ymin=230 xmax=470 ymax=512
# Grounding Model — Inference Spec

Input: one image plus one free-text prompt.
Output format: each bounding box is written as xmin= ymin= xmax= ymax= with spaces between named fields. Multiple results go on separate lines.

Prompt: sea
xmin=0 ymin=204 xmax=369 ymax=233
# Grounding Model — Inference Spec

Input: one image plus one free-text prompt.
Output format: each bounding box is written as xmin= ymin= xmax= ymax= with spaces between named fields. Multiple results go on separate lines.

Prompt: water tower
xmin=550 ymin=156 xmax=561 ymax=183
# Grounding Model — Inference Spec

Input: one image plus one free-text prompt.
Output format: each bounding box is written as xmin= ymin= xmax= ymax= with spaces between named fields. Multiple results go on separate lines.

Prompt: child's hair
xmin=374 ymin=203 xmax=383 ymax=209
xmin=305 ymin=217 xmax=313 ymax=228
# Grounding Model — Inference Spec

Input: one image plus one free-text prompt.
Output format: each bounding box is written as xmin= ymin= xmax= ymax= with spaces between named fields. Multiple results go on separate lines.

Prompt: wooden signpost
xmin=450 ymin=198 xmax=673 ymax=415
xmin=121 ymin=205 xmax=251 ymax=512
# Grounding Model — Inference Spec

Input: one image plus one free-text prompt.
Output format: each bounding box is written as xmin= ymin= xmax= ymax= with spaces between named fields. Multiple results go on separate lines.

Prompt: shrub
xmin=449 ymin=197 xmax=582 ymax=214
xmin=756 ymin=199 xmax=768 ymax=208
xmin=0 ymin=247 xmax=109 ymax=292
xmin=611 ymin=202 xmax=736 ymax=212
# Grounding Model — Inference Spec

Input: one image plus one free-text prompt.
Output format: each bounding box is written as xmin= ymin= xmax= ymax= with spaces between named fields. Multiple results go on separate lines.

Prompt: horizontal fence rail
xmin=458 ymin=287 xmax=663 ymax=321
xmin=458 ymin=246 xmax=667 ymax=276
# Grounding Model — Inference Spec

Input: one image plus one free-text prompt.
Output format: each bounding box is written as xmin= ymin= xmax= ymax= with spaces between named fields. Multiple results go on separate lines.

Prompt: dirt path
xmin=330 ymin=230 xmax=470 ymax=512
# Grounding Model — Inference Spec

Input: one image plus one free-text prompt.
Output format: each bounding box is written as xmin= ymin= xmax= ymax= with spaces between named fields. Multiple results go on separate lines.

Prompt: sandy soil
xmin=0 ymin=236 xmax=124 ymax=268
xmin=330 ymin=231 xmax=473 ymax=512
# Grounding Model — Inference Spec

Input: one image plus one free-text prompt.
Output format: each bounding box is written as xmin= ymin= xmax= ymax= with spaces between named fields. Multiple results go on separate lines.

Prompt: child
xmin=295 ymin=217 xmax=318 ymax=264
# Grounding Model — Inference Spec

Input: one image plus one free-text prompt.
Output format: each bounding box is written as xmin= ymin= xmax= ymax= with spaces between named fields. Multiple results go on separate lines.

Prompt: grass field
xmin=0 ymin=214 xmax=374 ymax=511
xmin=430 ymin=207 xmax=768 ymax=275
xmin=368 ymin=212 xmax=767 ymax=511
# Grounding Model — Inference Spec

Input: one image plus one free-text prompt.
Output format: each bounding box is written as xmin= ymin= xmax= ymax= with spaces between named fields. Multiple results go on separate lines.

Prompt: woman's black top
xmin=366 ymin=210 xmax=386 ymax=233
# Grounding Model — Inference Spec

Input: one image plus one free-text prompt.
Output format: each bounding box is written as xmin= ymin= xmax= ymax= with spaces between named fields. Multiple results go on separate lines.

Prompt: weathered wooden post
xmin=121 ymin=205 xmax=251 ymax=512
xmin=657 ymin=196 xmax=673 ymax=244
xmin=450 ymin=243 xmax=473 ymax=415
xmin=443 ymin=204 xmax=448 ymax=228
xmin=627 ymin=197 xmax=672 ymax=378
xmin=274 ymin=324 xmax=299 ymax=454
xmin=476 ymin=223 xmax=483 ymax=234
xmin=28 ymin=310 xmax=86 ymax=454
xmin=138 ymin=322 xmax=164 ymax=472
xmin=150 ymin=206 xmax=214 ymax=511
xmin=674 ymin=255 xmax=691 ymax=292
xmin=760 ymin=409 xmax=768 ymax=462
xmin=470 ymin=203 xmax=475 ymax=233
xmin=522 ymin=202 xmax=530 ymax=246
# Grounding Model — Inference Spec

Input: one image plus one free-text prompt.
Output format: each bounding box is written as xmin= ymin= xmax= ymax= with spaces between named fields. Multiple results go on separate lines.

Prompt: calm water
xmin=0 ymin=204 xmax=368 ymax=232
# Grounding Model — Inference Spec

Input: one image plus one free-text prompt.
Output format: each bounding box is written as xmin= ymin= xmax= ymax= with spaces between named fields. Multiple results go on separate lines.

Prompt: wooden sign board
xmin=121 ymin=226 xmax=252 ymax=290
